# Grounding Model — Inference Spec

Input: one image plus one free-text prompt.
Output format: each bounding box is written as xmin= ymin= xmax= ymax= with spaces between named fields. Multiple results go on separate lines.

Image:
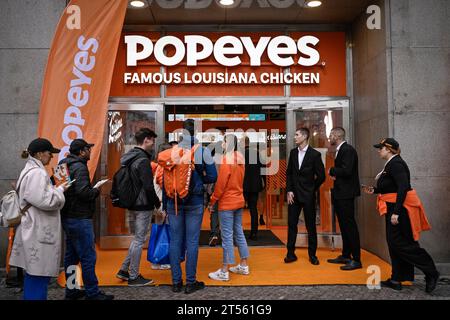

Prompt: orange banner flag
xmin=38 ymin=0 xmax=128 ymax=179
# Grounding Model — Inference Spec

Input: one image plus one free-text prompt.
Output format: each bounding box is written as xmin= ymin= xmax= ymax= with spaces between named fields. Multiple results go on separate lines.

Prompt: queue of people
xmin=5 ymin=120 xmax=440 ymax=299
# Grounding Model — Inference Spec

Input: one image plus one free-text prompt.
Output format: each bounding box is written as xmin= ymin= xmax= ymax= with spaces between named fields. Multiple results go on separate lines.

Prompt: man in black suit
xmin=327 ymin=127 xmax=362 ymax=270
xmin=285 ymin=128 xmax=325 ymax=265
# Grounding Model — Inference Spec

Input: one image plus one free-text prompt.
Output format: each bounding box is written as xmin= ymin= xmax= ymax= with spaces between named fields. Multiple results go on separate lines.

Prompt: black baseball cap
xmin=373 ymin=138 xmax=399 ymax=150
xmin=28 ymin=138 xmax=60 ymax=154
xmin=69 ymin=139 xmax=94 ymax=154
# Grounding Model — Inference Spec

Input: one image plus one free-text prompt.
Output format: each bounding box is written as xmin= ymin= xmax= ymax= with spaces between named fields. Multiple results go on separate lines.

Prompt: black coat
xmin=243 ymin=147 xmax=265 ymax=193
xmin=286 ymin=146 xmax=326 ymax=202
xmin=374 ymin=155 xmax=412 ymax=214
xmin=329 ymin=142 xmax=361 ymax=200
xmin=120 ymin=147 xmax=160 ymax=211
xmin=59 ymin=154 xmax=100 ymax=219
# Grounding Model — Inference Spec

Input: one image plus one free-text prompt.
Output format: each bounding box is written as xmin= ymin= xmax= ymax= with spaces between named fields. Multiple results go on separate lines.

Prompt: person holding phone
xmin=362 ymin=138 xmax=439 ymax=293
xmin=59 ymin=139 xmax=113 ymax=300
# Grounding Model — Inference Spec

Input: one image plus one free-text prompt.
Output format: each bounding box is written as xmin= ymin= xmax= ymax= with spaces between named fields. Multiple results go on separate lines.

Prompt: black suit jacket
xmin=243 ymin=147 xmax=265 ymax=193
xmin=286 ymin=146 xmax=326 ymax=203
xmin=330 ymin=142 xmax=361 ymax=200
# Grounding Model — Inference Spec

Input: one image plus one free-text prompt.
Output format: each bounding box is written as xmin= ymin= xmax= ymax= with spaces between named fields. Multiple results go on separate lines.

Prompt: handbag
xmin=147 ymin=217 xmax=170 ymax=265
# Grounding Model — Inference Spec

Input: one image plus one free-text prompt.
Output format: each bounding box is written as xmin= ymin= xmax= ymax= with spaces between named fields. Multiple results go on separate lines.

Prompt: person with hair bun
xmin=363 ymin=138 xmax=440 ymax=293
xmin=10 ymin=138 xmax=70 ymax=300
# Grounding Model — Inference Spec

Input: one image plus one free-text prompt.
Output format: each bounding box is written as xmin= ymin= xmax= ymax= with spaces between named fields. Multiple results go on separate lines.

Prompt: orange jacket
xmin=210 ymin=151 xmax=245 ymax=211
xmin=377 ymin=190 xmax=431 ymax=241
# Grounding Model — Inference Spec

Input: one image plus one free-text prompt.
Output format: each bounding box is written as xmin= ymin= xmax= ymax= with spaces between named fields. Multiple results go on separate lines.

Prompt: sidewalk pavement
xmin=1 ymin=276 xmax=449 ymax=300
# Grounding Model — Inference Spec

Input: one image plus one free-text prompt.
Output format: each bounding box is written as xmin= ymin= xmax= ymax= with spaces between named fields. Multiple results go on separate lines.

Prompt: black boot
xmin=259 ymin=215 xmax=265 ymax=226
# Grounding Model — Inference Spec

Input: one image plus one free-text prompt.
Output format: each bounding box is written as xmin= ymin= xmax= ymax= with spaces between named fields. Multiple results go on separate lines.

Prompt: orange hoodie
xmin=377 ymin=190 xmax=431 ymax=241
xmin=210 ymin=151 xmax=245 ymax=211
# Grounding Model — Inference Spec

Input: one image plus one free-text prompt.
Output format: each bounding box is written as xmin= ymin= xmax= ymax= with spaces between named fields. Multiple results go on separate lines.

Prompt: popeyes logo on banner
xmin=38 ymin=0 xmax=128 ymax=179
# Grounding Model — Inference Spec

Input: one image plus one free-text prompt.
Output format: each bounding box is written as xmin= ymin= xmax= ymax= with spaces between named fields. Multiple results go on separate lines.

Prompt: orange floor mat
xmin=58 ymin=247 xmax=391 ymax=287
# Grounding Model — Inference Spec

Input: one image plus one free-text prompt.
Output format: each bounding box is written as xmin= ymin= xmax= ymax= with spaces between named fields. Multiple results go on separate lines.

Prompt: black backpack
xmin=110 ymin=158 xmax=142 ymax=209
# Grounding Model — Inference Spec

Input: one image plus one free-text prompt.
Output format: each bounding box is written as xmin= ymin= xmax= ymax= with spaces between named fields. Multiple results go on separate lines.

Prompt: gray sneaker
xmin=128 ymin=274 xmax=154 ymax=287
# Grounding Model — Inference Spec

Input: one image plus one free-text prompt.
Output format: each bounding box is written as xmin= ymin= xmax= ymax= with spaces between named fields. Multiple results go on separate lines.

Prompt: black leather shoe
xmin=259 ymin=215 xmax=265 ymax=226
xmin=309 ymin=256 xmax=320 ymax=265
xmin=425 ymin=272 xmax=440 ymax=293
xmin=284 ymin=255 xmax=298 ymax=263
xmin=86 ymin=291 xmax=114 ymax=300
xmin=327 ymin=255 xmax=351 ymax=264
xmin=381 ymin=278 xmax=402 ymax=291
xmin=185 ymin=281 xmax=205 ymax=294
xmin=172 ymin=282 xmax=183 ymax=293
xmin=340 ymin=260 xmax=363 ymax=271
xmin=65 ymin=289 xmax=86 ymax=300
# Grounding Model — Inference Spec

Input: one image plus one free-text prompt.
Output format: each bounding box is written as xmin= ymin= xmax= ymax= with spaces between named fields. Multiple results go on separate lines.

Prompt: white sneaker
xmin=151 ymin=264 xmax=171 ymax=270
xmin=229 ymin=264 xmax=250 ymax=275
xmin=208 ymin=269 xmax=230 ymax=281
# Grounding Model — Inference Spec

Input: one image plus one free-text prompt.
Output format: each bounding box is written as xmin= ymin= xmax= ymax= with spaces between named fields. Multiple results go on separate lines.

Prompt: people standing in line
xmin=285 ymin=128 xmax=325 ymax=265
xmin=59 ymin=139 xmax=113 ymax=300
xmin=243 ymin=136 xmax=265 ymax=240
xmin=208 ymin=134 xmax=250 ymax=281
xmin=160 ymin=119 xmax=217 ymax=294
xmin=115 ymin=128 xmax=161 ymax=286
xmin=362 ymin=138 xmax=440 ymax=293
xmin=10 ymin=138 xmax=70 ymax=300
xmin=327 ymin=127 xmax=362 ymax=271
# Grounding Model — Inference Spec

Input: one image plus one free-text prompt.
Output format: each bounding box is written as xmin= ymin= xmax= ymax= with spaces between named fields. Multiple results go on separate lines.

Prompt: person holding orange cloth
xmin=362 ymin=138 xmax=439 ymax=293
xmin=208 ymin=134 xmax=250 ymax=281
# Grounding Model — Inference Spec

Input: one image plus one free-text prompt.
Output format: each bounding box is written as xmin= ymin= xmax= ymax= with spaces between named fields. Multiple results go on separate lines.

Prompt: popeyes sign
xmin=125 ymin=35 xmax=320 ymax=67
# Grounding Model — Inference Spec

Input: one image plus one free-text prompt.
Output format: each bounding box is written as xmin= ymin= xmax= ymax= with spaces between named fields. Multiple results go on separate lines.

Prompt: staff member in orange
xmin=362 ymin=138 xmax=440 ymax=293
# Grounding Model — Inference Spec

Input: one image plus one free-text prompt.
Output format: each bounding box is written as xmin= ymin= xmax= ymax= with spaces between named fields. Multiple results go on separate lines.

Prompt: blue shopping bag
xmin=147 ymin=223 xmax=170 ymax=265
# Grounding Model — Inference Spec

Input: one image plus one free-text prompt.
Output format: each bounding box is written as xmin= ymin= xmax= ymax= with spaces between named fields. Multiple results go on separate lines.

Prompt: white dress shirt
xmin=335 ymin=141 xmax=346 ymax=159
xmin=298 ymin=145 xmax=309 ymax=170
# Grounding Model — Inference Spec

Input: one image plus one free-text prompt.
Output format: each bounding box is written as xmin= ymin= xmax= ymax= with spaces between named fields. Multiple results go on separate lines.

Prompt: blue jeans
xmin=219 ymin=209 xmax=250 ymax=265
xmin=120 ymin=210 xmax=152 ymax=280
xmin=62 ymin=218 xmax=100 ymax=298
xmin=23 ymin=273 xmax=50 ymax=300
xmin=167 ymin=203 xmax=204 ymax=285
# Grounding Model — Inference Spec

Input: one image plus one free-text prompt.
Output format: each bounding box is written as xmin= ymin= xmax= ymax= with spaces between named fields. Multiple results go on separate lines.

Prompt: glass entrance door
xmin=285 ymin=99 xmax=350 ymax=249
xmin=99 ymin=104 xmax=164 ymax=249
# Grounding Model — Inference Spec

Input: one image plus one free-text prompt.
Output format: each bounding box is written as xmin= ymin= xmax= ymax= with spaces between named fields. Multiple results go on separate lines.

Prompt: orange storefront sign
xmin=110 ymin=31 xmax=346 ymax=97
xmin=37 ymin=0 xmax=128 ymax=179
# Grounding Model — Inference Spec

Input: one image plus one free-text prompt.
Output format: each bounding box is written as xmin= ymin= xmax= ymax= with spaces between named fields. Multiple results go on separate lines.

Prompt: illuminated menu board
xmin=168 ymin=114 xmax=266 ymax=121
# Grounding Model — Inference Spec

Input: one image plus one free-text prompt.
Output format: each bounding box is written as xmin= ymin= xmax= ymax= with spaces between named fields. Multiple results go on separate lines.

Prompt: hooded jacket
xmin=120 ymin=147 xmax=160 ymax=211
xmin=59 ymin=154 xmax=100 ymax=219
xmin=10 ymin=157 xmax=65 ymax=277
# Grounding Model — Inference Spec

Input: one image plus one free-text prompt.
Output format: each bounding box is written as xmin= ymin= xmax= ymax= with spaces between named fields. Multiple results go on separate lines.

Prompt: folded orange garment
xmin=377 ymin=190 xmax=431 ymax=241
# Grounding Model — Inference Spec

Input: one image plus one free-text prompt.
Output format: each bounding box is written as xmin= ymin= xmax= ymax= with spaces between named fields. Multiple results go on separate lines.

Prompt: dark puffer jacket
xmin=59 ymin=154 xmax=100 ymax=219
xmin=120 ymin=147 xmax=160 ymax=211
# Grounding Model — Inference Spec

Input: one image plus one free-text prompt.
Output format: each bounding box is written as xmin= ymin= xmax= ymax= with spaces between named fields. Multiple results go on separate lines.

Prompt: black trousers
xmin=287 ymin=197 xmax=317 ymax=258
xmin=333 ymin=197 xmax=361 ymax=262
xmin=244 ymin=191 xmax=259 ymax=234
xmin=385 ymin=203 xmax=438 ymax=282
